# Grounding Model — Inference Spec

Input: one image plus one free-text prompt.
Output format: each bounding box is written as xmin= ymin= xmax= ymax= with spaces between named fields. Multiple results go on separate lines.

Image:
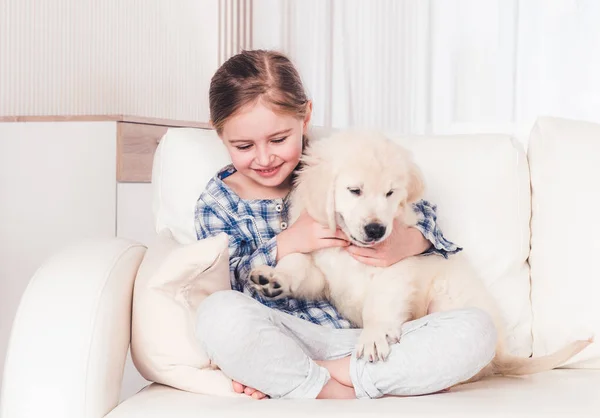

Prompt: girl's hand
xmin=232 ymin=380 xmax=269 ymax=400
xmin=346 ymin=218 xmax=431 ymax=267
xmin=277 ymin=211 xmax=349 ymax=260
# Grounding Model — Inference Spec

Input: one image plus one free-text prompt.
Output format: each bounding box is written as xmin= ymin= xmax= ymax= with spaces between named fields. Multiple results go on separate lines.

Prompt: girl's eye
xmin=386 ymin=190 xmax=394 ymax=197
xmin=348 ymin=187 xmax=362 ymax=196
xmin=272 ymin=136 xmax=287 ymax=144
xmin=235 ymin=144 xmax=253 ymax=151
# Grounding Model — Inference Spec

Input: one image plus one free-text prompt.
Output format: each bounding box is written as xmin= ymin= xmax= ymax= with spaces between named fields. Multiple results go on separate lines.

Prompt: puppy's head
xmin=295 ymin=130 xmax=424 ymax=247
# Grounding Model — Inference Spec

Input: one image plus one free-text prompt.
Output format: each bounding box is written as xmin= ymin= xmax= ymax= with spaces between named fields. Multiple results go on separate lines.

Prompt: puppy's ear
xmin=325 ymin=177 xmax=337 ymax=233
xmin=396 ymin=156 xmax=424 ymax=228
xmin=406 ymin=160 xmax=425 ymax=203
xmin=294 ymin=148 xmax=337 ymax=231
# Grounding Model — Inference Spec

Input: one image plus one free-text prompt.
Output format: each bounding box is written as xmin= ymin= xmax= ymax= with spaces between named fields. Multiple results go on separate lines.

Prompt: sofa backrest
xmin=528 ymin=116 xmax=600 ymax=367
xmin=151 ymin=126 xmax=533 ymax=356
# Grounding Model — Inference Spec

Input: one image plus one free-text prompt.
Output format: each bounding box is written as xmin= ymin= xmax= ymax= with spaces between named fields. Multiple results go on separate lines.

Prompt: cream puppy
xmin=250 ymin=130 xmax=591 ymax=380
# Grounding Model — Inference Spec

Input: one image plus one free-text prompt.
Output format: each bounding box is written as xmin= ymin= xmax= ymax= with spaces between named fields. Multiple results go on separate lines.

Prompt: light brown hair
xmin=209 ymin=49 xmax=310 ymax=148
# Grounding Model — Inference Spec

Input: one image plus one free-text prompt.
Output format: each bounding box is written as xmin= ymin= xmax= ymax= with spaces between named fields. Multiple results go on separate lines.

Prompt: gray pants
xmin=196 ymin=290 xmax=497 ymax=399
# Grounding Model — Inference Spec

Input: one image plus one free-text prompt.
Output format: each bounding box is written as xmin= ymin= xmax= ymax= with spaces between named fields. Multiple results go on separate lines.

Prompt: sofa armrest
xmin=1 ymin=238 xmax=147 ymax=418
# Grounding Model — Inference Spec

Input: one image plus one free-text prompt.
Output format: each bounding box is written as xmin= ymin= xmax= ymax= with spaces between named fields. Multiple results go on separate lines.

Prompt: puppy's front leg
xmin=250 ymin=253 xmax=327 ymax=301
xmin=356 ymin=270 xmax=416 ymax=362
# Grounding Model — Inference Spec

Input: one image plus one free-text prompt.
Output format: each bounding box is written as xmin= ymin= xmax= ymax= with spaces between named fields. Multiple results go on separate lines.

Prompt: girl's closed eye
xmin=236 ymin=143 xmax=253 ymax=151
xmin=271 ymin=137 xmax=287 ymax=144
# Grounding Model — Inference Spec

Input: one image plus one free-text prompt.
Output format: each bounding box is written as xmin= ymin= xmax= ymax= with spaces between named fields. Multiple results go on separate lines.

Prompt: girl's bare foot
xmin=232 ymin=356 xmax=355 ymax=400
xmin=316 ymin=356 xmax=353 ymax=387
xmin=232 ymin=380 xmax=268 ymax=400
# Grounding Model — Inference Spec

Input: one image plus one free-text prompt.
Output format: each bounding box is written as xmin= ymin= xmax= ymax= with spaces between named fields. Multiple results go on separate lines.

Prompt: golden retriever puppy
xmin=250 ymin=130 xmax=591 ymax=379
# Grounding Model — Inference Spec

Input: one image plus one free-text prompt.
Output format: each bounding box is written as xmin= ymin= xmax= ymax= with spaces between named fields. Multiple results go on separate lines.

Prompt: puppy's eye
xmin=386 ymin=190 xmax=394 ymax=197
xmin=348 ymin=187 xmax=362 ymax=196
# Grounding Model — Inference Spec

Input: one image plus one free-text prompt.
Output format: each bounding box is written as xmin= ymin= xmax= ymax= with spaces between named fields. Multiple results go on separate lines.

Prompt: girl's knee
xmin=197 ymin=291 xmax=237 ymax=329
xmin=195 ymin=290 xmax=269 ymax=350
xmin=424 ymin=307 xmax=497 ymax=363
xmin=198 ymin=290 xmax=250 ymax=317
xmin=352 ymin=308 xmax=499 ymax=398
xmin=456 ymin=308 xmax=498 ymax=361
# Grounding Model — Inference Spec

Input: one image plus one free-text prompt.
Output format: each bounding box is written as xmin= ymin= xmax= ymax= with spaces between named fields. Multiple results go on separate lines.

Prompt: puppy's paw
xmin=356 ymin=327 xmax=394 ymax=362
xmin=250 ymin=266 xmax=290 ymax=300
xmin=385 ymin=325 xmax=402 ymax=345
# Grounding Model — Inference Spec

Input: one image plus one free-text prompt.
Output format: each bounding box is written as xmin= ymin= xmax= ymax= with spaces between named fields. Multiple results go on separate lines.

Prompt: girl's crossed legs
xmin=195 ymin=290 xmax=497 ymax=399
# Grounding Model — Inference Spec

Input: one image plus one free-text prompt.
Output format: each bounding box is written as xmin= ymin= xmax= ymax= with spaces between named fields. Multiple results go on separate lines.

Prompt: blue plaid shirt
xmin=194 ymin=164 xmax=462 ymax=329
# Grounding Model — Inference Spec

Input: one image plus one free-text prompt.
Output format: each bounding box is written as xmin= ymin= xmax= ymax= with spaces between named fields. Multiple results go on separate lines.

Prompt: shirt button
xmin=275 ymin=204 xmax=283 ymax=212
xmin=280 ymin=221 xmax=288 ymax=230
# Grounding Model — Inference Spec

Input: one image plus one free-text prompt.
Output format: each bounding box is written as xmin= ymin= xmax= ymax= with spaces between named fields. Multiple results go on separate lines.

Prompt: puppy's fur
xmin=250 ymin=130 xmax=591 ymax=380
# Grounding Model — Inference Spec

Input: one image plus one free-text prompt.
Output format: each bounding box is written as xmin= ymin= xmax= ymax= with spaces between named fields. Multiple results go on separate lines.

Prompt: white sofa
xmin=2 ymin=116 xmax=600 ymax=418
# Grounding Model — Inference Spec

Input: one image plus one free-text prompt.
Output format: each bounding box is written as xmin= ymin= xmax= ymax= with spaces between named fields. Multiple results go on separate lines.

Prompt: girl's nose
xmin=256 ymin=148 xmax=274 ymax=167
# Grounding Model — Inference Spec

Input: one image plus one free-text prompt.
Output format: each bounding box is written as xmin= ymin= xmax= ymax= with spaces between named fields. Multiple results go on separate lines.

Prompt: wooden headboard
xmin=116 ymin=117 xmax=211 ymax=183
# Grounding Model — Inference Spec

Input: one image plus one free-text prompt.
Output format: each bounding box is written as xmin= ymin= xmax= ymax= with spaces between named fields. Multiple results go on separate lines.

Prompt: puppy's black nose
xmin=364 ymin=223 xmax=386 ymax=240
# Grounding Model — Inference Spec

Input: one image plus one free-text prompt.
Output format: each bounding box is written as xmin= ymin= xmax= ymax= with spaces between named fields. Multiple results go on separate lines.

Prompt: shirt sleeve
xmin=411 ymin=199 xmax=462 ymax=258
xmin=194 ymin=195 xmax=278 ymax=291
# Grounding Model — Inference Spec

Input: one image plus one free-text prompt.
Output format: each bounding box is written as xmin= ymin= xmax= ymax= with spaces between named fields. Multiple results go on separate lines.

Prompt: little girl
xmin=194 ymin=50 xmax=496 ymax=400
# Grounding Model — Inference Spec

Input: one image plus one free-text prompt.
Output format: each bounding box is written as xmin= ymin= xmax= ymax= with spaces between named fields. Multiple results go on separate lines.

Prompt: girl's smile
xmin=254 ymin=164 xmax=283 ymax=177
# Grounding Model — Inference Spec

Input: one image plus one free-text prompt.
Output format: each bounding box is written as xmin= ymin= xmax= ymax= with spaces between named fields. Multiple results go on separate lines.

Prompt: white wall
xmin=0 ymin=0 xmax=224 ymax=398
xmin=117 ymin=184 xmax=156 ymax=246
xmin=0 ymin=122 xmax=117 ymax=392
xmin=0 ymin=0 xmax=219 ymax=122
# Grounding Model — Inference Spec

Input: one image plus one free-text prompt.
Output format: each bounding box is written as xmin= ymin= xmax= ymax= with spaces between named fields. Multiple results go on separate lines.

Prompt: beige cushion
xmin=130 ymin=230 xmax=237 ymax=395
xmin=528 ymin=116 xmax=600 ymax=367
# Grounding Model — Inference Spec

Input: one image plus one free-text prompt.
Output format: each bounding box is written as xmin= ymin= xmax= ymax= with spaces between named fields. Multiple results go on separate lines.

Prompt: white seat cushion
xmin=528 ymin=116 xmax=600 ymax=367
xmin=107 ymin=370 xmax=600 ymax=418
xmin=152 ymin=127 xmax=532 ymax=355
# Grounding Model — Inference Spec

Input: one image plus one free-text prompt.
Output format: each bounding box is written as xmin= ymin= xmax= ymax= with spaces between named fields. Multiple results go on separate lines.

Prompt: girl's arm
xmin=412 ymin=199 xmax=462 ymax=258
xmin=195 ymin=201 xmax=278 ymax=290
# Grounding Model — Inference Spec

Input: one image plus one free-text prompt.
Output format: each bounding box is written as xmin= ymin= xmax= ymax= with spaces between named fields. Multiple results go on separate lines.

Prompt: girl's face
xmin=220 ymin=99 xmax=312 ymax=189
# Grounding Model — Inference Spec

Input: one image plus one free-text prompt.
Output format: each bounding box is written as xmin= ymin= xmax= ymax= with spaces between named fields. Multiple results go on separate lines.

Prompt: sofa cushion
xmin=130 ymin=230 xmax=236 ymax=396
xmin=106 ymin=370 xmax=600 ymax=418
xmin=152 ymin=127 xmax=532 ymax=356
xmin=404 ymin=134 xmax=532 ymax=356
xmin=528 ymin=116 xmax=600 ymax=367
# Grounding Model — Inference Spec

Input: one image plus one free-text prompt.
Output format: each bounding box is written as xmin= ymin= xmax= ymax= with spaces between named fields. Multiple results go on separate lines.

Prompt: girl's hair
xmin=209 ymin=49 xmax=310 ymax=148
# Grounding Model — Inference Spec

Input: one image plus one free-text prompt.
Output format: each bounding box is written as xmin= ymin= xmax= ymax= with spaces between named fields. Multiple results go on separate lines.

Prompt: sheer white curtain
xmin=252 ymin=0 xmax=600 ymax=144
xmin=514 ymin=0 xmax=600 ymax=140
